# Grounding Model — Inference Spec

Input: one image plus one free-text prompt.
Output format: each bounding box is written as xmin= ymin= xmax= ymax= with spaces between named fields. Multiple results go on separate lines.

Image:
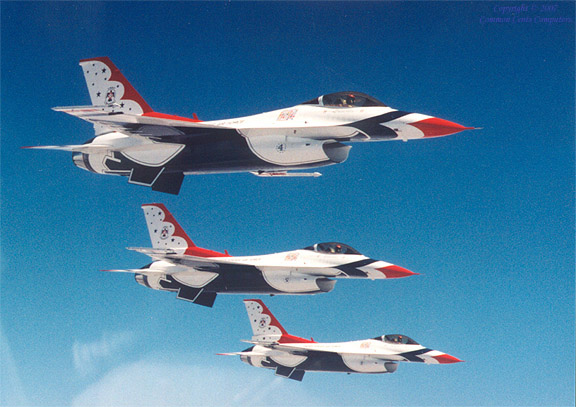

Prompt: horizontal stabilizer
xmin=93 ymin=113 xmax=226 ymax=128
xmin=101 ymin=268 xmax=164 ymax=273
xmin=216 ymin=350 xmax=268 ymax=357
xmin=236 ymin=341 xmax=311 ymax=356
xmin=128 ymin=247 xmax=179 ymax=256
xmin=51 ymin=105 xmax=108 ymax=122
xmin=22 ymin=144 xmax=111 ymax=153
xmin=53 ymin=105 xmax=226 ymax=129
xmin=250 ymin=171 xmax=322 ymax=177
xmin=127 ymin=247 xmax=221 ymax=268
xmin=52 ymin=105 xmax=108 ymax=114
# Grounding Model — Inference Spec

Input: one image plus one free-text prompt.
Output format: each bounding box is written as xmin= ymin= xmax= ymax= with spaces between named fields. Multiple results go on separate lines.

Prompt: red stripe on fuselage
xmin=184 ymin=246 xmax=230 ymax=258
xmin=278 ymin=334 xmax=316 ymax=344
xmin=143 ymin=112 xmax=202 ymax=122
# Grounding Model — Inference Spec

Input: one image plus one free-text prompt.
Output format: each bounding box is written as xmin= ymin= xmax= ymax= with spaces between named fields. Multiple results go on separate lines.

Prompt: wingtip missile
xmin=250 ymin=171 xmax=322 ymax=177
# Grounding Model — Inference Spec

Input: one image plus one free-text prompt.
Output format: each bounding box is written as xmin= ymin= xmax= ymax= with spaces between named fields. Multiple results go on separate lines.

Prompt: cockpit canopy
xmin=303 ymin=242 xmax=361 ymax=255
xmin=374 ymin=334 xmax=420 ymax=345
xmin=301 ymin=92 xmax=388 ymax=108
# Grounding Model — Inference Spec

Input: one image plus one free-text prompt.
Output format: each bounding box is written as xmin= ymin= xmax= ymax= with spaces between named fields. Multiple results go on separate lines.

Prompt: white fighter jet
xmin=106 ymin=203 xmax=417 ymax=307
xmin=26 ymin=57 xmax=474 ymax=194
xmin=219 ymin=299 xmax=463 ymax=381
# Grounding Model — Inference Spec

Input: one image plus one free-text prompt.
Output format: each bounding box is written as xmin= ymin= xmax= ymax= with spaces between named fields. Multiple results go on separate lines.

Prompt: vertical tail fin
xmin=140 ymin=204 xmax=229 ymax=258
xmin=243 ymin=299 xmax=314 ymax=344
xmin=79 ymin=57 xmax=152 ymax=114
xmin=141 ymin=203 xmax=195 ymax=253
xmin=244 ymin=299 xmax=287 ymax=343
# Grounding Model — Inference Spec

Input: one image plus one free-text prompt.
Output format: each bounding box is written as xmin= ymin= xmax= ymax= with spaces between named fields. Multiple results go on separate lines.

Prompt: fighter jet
xmin=26 ymin=57 xmax=474 ymax=194
xmin=106 ymin=203 xmax=417 ymax=307
xmin=219 ymin=299 xmax=463 ymax=381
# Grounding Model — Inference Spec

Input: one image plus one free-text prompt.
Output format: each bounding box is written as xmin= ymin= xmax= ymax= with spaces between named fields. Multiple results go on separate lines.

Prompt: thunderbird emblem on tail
xmin=104 ymin=204 xmax=417 ymax=307
xmin=26 ymin=57 xmax=475 ymax=194
xmin=218 ymin=299 xmax=463 ymax=381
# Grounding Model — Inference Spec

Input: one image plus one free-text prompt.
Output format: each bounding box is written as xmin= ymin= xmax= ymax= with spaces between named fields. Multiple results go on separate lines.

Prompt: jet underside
xmin=74 ymin=114 xmax=402 ymax=191
xmin=137 ymin=263 xmax=334 ymax=296
xmin=244 ymin=346 xmax=400 ymax=376
xmin=135 ymin=258 xmax=381 ymax=306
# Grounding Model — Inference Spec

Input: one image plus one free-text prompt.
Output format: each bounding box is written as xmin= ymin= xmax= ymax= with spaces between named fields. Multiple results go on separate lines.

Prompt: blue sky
xmin=1 ymin=2 xmax=574 ymax=406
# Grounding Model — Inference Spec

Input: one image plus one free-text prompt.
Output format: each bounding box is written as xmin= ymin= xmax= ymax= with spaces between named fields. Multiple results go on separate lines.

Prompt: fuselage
xmin=72 ymin=103 xmax=398 ymax=177
xmin=242 ymin=337 xmax=459 ymax=375
xmin=72 ymin=93 xmax=471 ymax=181
xmin=134 ymin=243 xmax=416 ymax=298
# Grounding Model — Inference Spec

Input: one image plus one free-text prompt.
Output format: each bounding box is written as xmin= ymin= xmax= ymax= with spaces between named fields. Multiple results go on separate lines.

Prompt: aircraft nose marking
xmin=399 ymin=348 xmax=432 ymax=362
xmin=408 ymin=117 xmax=474 ymax=137
xmin=377 ymin=265 xmax=418 ymax=279
xmin=376 ymin=110 xmax=412 ymax=123
xmin=335 ymin=259 xmax=378 ymax=277
xmin=431 ymin=354 xmax=463 ymax=364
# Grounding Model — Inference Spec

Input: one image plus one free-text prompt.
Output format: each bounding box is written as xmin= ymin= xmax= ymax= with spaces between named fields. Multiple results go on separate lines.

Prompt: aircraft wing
xmin=217 ymin=349 xmax=285 ymax=357
xmin=53 ymin=106 xmax=229 ymax=135
xmin=22 ymin=144 xmax=113 ymax=153
xmin=102 ymin=268 xmax=165 ymax=273
xmin=238 ymin=341 xmax=313 ymax=357
xmin=126 ymin=247 xmax=236 ymax=270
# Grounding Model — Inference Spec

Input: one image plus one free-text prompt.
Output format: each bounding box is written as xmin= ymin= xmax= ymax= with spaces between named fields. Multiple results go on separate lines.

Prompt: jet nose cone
xmin=408 ymin=117 xmax=474 ymax=138
xmin=377 ymin=265 xmax=419 ymax=279
xmin=431 ymin=353 xmax=464 ymax=364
